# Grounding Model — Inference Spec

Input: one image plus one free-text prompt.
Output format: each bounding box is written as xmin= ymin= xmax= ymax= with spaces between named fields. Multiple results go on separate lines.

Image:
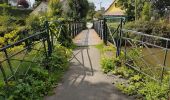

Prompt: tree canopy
xmin=152 ymin=0 xmax=170 ymax=16
xmin=62 ymin=0 xmax=89 ymax=20
xmin=87 ymin=2 xmax=96 ymax=20
xmin=48 ymin=0 xmax=62 ymax=17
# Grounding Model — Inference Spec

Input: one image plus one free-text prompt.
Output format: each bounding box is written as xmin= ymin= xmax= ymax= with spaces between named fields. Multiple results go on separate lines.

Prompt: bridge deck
xmin=73 ymin=29 xmax=102 ymax=46
xmin=45 ymin=29 xmax=133 ymax=100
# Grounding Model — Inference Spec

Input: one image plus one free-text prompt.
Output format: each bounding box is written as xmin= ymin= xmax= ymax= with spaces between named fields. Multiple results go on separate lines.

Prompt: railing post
xmin=45 ymin=21 xmax=52 ymax=57
xmin=4 ymin=49 xmax=16 ymax=80
xmin=103 ymin=18 xmax=107 ymax=45
xmin=101 ymin=20 xmax=103 ymax=38
xmin=116 ymin=18 xmax=123 ymax=57
xmin=161 ymin=40 xmax=168 ymax=82
xmin=0 ymin=64 xmax=8 ymax=85
xmin=70 ymin=22 xmax=73 ymax=38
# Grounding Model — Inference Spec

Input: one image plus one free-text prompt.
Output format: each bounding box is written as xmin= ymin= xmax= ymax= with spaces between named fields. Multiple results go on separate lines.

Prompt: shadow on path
xmin=44 ymin=29 xmax=134 ymax=100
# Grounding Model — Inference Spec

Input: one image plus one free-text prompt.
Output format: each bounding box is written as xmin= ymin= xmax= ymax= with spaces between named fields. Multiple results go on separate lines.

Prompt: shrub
xmin=0 ymin=44 xmax=72 ymax=99
xmin=26 ymin=15 xmax=42 ymax=31
xmin=101 ymin=57 xmax=115 ymax=73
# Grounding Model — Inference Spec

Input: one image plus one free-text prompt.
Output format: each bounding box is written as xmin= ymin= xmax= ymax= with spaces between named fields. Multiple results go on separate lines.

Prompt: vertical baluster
xmin=161 ymin=40 xmax=168 ymax=82
xmin=45 ymin=21 xmax=52 ymax=56
xmin=0 ymin=64 xmax=8 ymax=85
xmin=4 ymin=49 xmax=16 ymax=80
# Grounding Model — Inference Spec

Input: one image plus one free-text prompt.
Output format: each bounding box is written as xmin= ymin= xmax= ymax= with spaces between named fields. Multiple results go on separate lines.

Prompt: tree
xmin=48 ymin=0 xmax=62 ymax=17
xmin=141 ymin=2 xmax=151 ymax=21
xmin=117 ymin=0 xmax=135 ymax=21
xmin=87 ymin=2 xmax=96 ymax=20
xmin=117 ymin=0 xmax=150 ymax=21
xmin=152 ymin=0 xmax=170 ymax=16
xmin=63 ymin=0 xmax=89 ymax=20
xmin=94 ymin=11 xmax=102 ymax=19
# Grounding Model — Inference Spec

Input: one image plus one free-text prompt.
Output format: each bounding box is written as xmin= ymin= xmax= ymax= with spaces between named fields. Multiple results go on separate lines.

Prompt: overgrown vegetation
xmin=97 ymin=44 xmax=170 ymax=100
xmin=0 ymin=44 xmax=72 ymax=99
xmin=0 ymin=4 xmax=32 ymax=17
xmin=0 ymin=0 xmax=87 ymax=99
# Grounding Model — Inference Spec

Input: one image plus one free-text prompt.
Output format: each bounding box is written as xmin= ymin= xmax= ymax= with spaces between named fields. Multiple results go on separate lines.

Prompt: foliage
xmin=117 ymin=0 xmax=135 ymax=21
xmin=138 ymin=80 xmax=169 ymax=100
xmin=99 ymin=43 xmax=170 ymax=99
xmin=125 ymin=19 xmax=170 ymax=40
xmin=63 ymin=0 xmax=89 ymax=20
xmin=53 ymin=23 xmax=74 ymax=48
xmin=26 ymin=15 xmax=42 ymax=31
xmin=141 ymin=2 xmax=151 ymax=21
xmin=0 ymin=44 xmax=72 ymax=99
xmin=87 ymin=2 xmax=96 ymax=20
xmin=153 ymin=0 xmax=170 ymax=16
xmin=101 ymin=57 xmax=115 ymax=73
xmin=0 ymin=29 xmax=21 ymax=48
xmin=45 ymin=44 xmax=72 ymax=71
xmin=94 ymin=11 xmax=103 ymax=19
xmin=114 ymin=64 xmax=170 ymax=99
xmin=0 ymin=4 xmax=32 ymax=17
xmin=48 ymin=0 xmax=62 ymax=17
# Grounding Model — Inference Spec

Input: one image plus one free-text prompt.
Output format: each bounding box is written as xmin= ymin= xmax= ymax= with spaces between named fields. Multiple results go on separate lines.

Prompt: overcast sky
xmin=88 ymin=0 xmax=114 ymax=10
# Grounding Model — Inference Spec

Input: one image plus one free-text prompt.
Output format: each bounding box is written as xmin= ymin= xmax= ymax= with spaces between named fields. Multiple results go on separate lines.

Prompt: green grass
xmin=95 ymin=43 xmax=104 ymax=52
xmin=0 ymin=42 xmax=45 ymax=82
xmin=0 ymin=43 xmax=72 ymax=99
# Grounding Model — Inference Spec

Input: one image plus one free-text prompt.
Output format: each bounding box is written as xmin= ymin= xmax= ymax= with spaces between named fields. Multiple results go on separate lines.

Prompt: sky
xmin=88 ymin=0 xmax=114 ymax=10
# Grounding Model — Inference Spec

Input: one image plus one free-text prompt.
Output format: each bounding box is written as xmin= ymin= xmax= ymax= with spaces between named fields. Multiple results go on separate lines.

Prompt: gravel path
xmin=44 ymin=29 xmax=134 ymax=100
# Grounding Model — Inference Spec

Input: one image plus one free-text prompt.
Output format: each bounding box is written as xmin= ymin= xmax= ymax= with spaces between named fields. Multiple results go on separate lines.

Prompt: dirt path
xmin=44 ymin=29 xmax=133 ymax=100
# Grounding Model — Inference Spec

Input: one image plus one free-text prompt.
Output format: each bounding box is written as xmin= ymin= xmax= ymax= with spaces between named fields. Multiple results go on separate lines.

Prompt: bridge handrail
xmin=122 ymin=29 xmax=170 ymax=42
xmin=0 ymin=30 xmax=46 ymax=52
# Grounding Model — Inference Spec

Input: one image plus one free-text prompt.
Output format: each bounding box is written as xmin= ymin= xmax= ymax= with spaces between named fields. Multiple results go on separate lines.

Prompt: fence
xmin=0 ymin=20 xmax=85 ymax=85
xmin=93 ymin=18 xmax=108 ymax=45
xmin=93 ymin=18 xmax=170 ymax=82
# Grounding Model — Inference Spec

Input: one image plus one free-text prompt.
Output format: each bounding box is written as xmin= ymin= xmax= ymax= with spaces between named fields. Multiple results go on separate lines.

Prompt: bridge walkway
xmin=45 ymin=29 xmax=134 ymax=100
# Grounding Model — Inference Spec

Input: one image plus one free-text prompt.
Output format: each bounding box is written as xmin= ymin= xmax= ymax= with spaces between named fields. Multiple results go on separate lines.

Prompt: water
xmin=141 ymin=48 xmax=170 ymax=67
xmin=125 ymin=47 xmax=170 ymax=67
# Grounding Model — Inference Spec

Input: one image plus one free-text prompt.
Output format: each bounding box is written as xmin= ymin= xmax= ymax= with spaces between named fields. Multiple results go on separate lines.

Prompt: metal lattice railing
xmin=0 ymin=20 xmax=86 ymax=85
xmin=93 ymin=18 xmax=170 ymax=82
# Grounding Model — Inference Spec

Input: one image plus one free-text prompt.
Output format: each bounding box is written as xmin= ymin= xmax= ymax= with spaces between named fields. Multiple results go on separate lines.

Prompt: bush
xmin=101 ymin=57 xmax=115 ymax=73
xmin=26 ymin=15 xmax=42 ymax=31
xmin=0 ymin=4 xmax=32 ymax=17
xmin=125 ymin=19 xmax=170 ymax=37
xmin=0 ymin=44 xmax=72 ymax=99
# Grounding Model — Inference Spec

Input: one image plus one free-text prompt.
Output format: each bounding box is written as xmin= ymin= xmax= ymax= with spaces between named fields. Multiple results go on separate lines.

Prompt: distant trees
xmin=142 ymin=2 xmax=151 ymax=21
xmin=117 ymin=0 xmax=135 ymax=21
xmin=63 ymin=0 xmax=89 ymax=20
xmin=152 ymin=0 xmax=170 ymax=16
xmin=87 ymin=2 xmax=95 ymax=20
xmin=117 ymin=0 xmax=153 ymax=21
xmin=48 ymin=0 xmax=62 ymax=16
xmin=116 ymin=0 xmax=170 ymax=21
xmin=0 ymin=0 xmax=8 ymax=4
xmin=94 ymin=11 xmax=102 ymax=19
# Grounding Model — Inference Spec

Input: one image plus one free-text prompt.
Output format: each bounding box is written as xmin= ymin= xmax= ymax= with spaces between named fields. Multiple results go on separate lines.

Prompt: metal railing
xmin=93 ymin=18 xmax=170 ymax=82
xmin=93 ymin=18 xmax=108 ymax=45
xmin=0 ymin=20 xmax=85 ymax=85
